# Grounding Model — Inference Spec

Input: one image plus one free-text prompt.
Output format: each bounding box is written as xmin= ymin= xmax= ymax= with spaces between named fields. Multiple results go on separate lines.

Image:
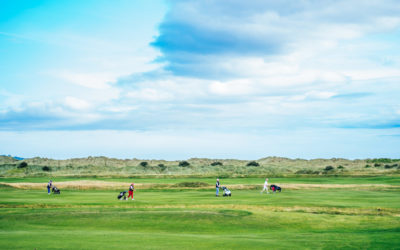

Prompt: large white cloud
xmin=1 ymin=0 xmax=400 ymax=133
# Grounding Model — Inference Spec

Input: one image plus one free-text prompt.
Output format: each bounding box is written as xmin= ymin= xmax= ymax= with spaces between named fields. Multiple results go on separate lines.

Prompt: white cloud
xmin=49 ymin=70 xmax=114 ymax=89
xmin=305 ymin=91 xmax=337 ymax=100
xmin=126 ymin=88 xmax=175 ymax=102
xmin=209 ymin=79 xmax=254 ymax=96
xmin=64 ymin=96 xmax=92 ymax=110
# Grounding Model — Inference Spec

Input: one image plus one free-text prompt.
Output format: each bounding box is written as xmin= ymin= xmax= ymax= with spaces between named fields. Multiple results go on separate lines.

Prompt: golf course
xmin=1 ymin=176 xmax=399 ymax=249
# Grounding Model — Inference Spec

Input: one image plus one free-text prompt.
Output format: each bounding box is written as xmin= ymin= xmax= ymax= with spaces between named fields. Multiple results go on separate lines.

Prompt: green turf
xmin=1 ymin=178 xmax=400 ymax=249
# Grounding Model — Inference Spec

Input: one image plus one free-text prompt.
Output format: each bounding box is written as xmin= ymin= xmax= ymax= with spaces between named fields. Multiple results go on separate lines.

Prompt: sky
xmin=0 ymin=0 xmax=399 ymax=160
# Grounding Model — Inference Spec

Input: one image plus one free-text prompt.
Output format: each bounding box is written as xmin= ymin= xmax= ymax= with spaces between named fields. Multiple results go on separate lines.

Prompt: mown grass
xmin=1 ymin=177 xmax=400 ymax=249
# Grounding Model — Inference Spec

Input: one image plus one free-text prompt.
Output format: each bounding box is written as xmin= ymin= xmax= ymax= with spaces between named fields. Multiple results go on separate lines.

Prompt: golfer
xmin=216 ymin=178 xmax=220 ymax=196
xmin=47 ymin=180 xmax=52 ymax=195
xmin=261 ymin=178 xmax=269 ymax=194
xmin=127 ymin=183 xmax=135 ymax=200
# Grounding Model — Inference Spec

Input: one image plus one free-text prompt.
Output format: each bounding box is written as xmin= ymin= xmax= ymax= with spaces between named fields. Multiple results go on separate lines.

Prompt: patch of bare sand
xmin=0 ymin=180 xmax=166 ymax=190
xmin=0 ymin=181 xmax=397 ymax=190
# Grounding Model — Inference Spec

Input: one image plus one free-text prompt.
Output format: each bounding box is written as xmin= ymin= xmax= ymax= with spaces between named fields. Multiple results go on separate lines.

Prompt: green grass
xmin=1 ymin=178 xmax=400 ymax=249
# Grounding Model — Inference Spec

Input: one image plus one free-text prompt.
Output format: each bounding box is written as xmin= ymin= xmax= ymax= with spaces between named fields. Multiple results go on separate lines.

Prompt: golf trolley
xmin=270 ymin=184 xmax=281 ymax=193
xmin=52 ymin=186 xmax=61 ymax=194
xmin=222 ymin=186 xmax=232 ymax=197
xmin=117 ymin=191 xmax=127 ymax=200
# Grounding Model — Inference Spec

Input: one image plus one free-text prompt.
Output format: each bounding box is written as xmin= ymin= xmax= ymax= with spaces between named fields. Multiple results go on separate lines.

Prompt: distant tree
xmin=246 ymin=161 xmax=260 ymax=167
xmin=364 ymin=165 xmax=371 ymax=168
xmin=158 ymin=164 xmax=167 ymax=171
xmin=17 ymin=162 xmax=28 ymax=169
xmin=139 ymin=161 xmax=148 ymax=167
xmin=211 ymin=161 xmax=223 ymax=166
xmin=42 ymin=166 xmax=51 ymax=171
xmin=324 ymin=166 xmax=334 ymax=171
xmin=179 ymin=161 xmax=190 ymax=167
xmin=337 ymin=165 xmax=344 ymax=169
xmin=374 ymin=163 xmax=381 ymax=167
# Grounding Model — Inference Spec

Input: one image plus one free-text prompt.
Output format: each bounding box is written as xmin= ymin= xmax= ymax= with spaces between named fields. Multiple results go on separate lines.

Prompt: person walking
xmin=47 ymin=180 xmax=52 ymax=195
xmin=127 ymin=183 xmax=135 ymax=200
xmin=261 ymin=178 xmax=269 ymax=194
xmin=216 ymin=178 xmax=220 ymax=196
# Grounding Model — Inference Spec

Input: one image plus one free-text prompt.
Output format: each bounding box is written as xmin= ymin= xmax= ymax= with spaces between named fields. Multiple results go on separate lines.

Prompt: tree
xmin=246 ymin=161 xmax=260 ymax=167
xmin=17 ymin=162 xmax=28 ymax=169
xmin=324 ymin=166 xmax=334 ymax=171
xmin=158 ymin=164 xmax=167 ymax=171
xmin=179 ymin=161 xmax=190 ymax=167
xmin=211 ymin=161 xmax=223 ymax=166
xmin=42 ymin=166 xmax=51 ymax=171
xmin=139 ymin=162 xmax=148 ymax=167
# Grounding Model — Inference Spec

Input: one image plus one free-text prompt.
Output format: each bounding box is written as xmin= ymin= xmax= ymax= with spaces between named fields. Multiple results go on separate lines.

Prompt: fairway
xmin=1 ymin=178 xmax=400 ymax=249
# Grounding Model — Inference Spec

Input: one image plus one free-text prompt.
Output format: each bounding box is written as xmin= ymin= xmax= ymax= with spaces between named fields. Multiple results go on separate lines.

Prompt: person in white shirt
xmin=261 ymin=178 xmax=269 ymax=194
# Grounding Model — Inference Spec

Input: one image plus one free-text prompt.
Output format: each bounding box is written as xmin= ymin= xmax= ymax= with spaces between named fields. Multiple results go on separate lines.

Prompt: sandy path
xmin=1 ymin=181 xmax=397 ymax=190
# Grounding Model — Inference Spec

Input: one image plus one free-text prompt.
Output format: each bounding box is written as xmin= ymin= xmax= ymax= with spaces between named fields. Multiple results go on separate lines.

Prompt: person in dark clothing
xmin=216 ymin=178 xmax=220 ymax=196
xmin=47 ymin=180 xmax=52 ymax=195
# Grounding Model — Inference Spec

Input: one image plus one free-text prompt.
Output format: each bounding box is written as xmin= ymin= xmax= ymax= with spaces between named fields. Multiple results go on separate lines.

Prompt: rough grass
xmin=1 ymin=177 xmax=400 ymax=249
xmin=2 ymin=156 xmax=400 ymax=178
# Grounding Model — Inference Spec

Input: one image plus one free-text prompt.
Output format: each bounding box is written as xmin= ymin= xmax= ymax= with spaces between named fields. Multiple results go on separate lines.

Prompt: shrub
xmin=246 ymin=161 xmax=260 ymax=167
xmin=295 ymin=169 xmax=313 ymax=174
xmin=337 ymin=165 xmax=344 ymax=169
xmin=139 ymin=162 xmax=148 ymax=167
xmin=364 ymin=164 xmax=371 ymax=168
xmin=17 ymin=162 xmax=28 ymax=169
xmin=384 ymin=164 xmax=394 ymax=169
xmin=158 ymin=164 xmax=167 ymax=171
xmin=42 ymin=166 xmax=51 ymax=172
xmin=324 ymin=166 xmax=334 ymax=171
xmin=179 ymin=161 xmax=190 ymax=167
xmin=367 ymin=158 xmax=394 ymax=163
xmin=374 ymin=163 xmax=381 ymax=167
xmin=211 ymin=161 xmax=223 ymax=166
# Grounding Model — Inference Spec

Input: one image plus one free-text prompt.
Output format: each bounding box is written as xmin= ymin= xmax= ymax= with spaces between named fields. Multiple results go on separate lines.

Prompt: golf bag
xmin=270 ymin=184 xmax=281 ymax=192
xmin=117 ymin=191 xmax=127 ymax=200
xmin=222 ymin=186 xmax=231 ymax=197
xmin=52 ymin=186 xmax=61 ymax=194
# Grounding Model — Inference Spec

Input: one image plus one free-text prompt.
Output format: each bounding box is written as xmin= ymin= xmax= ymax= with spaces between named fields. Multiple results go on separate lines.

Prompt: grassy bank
xmin=1 ymin=156 xmax=400 ymax=178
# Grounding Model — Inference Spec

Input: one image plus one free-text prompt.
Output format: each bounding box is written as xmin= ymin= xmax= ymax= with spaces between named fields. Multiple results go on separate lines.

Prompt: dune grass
xmin=1 ymin=177 xmax=400 ymax=249
xmin=2 ymin=156 xmax=400 ymax=178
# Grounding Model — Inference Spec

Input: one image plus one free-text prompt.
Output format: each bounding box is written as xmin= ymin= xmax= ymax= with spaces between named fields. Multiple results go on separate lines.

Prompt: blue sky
xmin=1 ymin=0 xmax=399 ymax=159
